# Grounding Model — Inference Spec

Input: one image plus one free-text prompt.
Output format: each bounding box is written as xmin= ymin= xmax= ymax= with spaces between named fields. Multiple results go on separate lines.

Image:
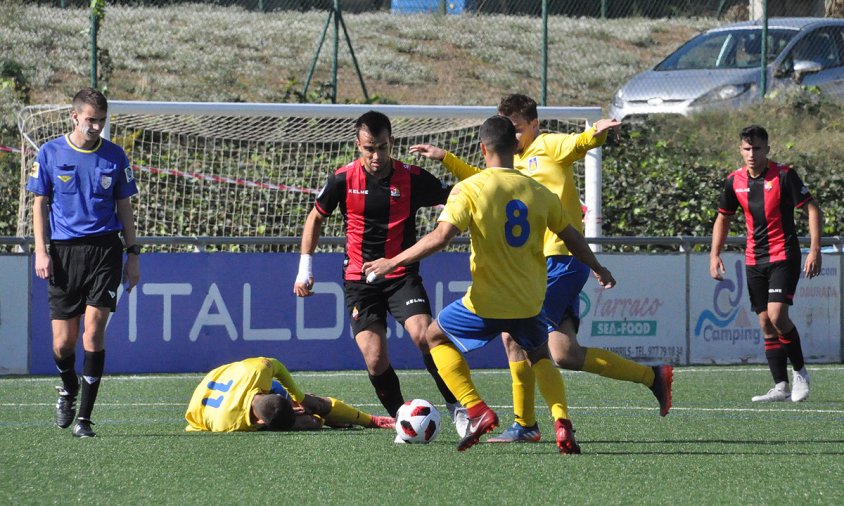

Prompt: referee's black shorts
xmin=48 ymin=232 xmax=123 ymax=319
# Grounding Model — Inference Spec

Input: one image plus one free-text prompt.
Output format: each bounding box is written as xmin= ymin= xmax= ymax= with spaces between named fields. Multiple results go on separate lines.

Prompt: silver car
xmin=608 ymin=17 xmax=844 ymax=120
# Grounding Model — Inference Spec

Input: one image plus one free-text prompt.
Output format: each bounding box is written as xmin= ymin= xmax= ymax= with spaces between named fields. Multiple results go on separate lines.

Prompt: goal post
xmin=17 ymin=102 xmax=603 ymax=251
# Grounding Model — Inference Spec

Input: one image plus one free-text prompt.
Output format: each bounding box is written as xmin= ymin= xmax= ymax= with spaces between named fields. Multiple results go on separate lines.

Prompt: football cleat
xmin=368 ymin=415 xmax=396 ymax=429
xmin=791 ymin=368 xmax=810 ymax=402
xmin=456 ymin=406 xmax=498 ymax=452
xmin=72 ymin=419 xmax=96 ymax=438
xmin=487 ymin=422 xmax=541 ymax=443
xmin=54 ymin=386 xmax=77 ymax=429
xmin=554 ymin=418 xmax=581 ymax=455
xmin=751 ymin=382 xmax=790 ymax=402
xmin=446 ymin=402 xmax=470 ymax=438
xmin=393 ymin=434 xmax=407 ymax=444
xmin=649 ymin=365 xmax=674 ymax=417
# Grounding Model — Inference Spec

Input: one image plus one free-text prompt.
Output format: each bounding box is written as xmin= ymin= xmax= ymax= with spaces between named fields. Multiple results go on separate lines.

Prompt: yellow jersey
xmin=185 ymin=357 xmax=305 ymax=432
xmin=441 ymin=126 xmax=607 ymax=256
xmin=438 ymin=168 xmax=574 ymax=319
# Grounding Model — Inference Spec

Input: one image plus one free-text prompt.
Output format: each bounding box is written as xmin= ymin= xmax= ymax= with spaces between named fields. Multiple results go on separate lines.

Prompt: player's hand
xmin=710 ymin=255 xmax=725 ymax=280
xmin=34 ymin=250 xmax=52 ymax=280
xmin=123 ymin=254 xmax=140 ymax=293
xmin=594 ymin=118 xmax=622 ymax=136
xmin=409 ymin=144 xmax=446 ymax=161
xmin=362 ymin=258 xmax=397 ymax=283
xmin=293 ymin=276 xmax=314 ymax=297
xmin=594 ymin=266 xmax=616 ymax=289
xmin=804 ymin=250 xmax=822 ymax=279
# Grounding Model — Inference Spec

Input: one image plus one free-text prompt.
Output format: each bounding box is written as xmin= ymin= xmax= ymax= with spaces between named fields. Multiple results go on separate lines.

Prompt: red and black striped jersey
xmin=718 ymin=160 xmax=813 ymax=266
xmin=314 ymin=158 xmax=451 ymax=281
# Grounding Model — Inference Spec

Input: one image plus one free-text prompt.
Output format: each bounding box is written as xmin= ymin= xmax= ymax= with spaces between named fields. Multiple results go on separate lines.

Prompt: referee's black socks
xmin=78 ymin=350 xmax=105 ymax=420
xmin=55 ymin=353 xmax=79 ymax=397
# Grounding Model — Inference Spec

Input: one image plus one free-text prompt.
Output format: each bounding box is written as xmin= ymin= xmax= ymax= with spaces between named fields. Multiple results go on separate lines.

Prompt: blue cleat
xmin=487 ymin=422 xmax=541 ymax=443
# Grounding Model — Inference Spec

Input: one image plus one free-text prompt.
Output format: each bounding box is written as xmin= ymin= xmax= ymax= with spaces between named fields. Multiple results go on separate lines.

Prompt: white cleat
xmin=446 ymin=402 xmax=470 ymax=438
xmin=791 ymin=368 xmax=810 ymax=402
xmin=751 ymin=382 xmax=790 ymax=402
xmin=393 ymin=434 xmax=407 ymax=444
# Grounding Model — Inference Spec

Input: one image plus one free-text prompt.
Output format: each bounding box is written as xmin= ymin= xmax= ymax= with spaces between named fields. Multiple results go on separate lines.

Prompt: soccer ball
xmin=395 ymin=399 xmax=441 ymax=444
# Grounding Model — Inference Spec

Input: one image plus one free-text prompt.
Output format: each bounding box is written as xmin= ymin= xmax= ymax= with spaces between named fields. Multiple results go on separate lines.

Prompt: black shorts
xmin=745 ymin=256 xmax=801 ymax=314
xmin=343 ymin=274 xmax=432 ymax=336
xmin=48 ymin=233 xmax=123 ymax=319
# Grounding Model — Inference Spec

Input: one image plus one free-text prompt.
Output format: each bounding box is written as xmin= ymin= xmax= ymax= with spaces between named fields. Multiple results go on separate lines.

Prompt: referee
xmin=27 ymin=88 xmax=140 ymax=438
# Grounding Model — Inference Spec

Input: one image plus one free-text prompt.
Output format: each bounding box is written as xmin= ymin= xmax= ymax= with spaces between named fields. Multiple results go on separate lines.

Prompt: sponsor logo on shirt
xmin=101 ymin=175 xmax=112 ymax=190
xmin=769 ymin=288 xmax=782 ymax=294
xmin=348 ymin=188 xmax=368 ymax=195
xmin=58 ymin=175 xmax=73 ymax=183
xmin=405 ymin=298 xmax=426 ymax=306
xmin=734 ymin=188 xmax=750 ymax=193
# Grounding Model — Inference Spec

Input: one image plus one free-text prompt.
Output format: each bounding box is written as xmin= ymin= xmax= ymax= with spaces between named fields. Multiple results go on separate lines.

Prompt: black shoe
xmin=72 ymin=419 xmax=96 ymax=438
xmin=55 ymin=386 xmax=77 ymax=429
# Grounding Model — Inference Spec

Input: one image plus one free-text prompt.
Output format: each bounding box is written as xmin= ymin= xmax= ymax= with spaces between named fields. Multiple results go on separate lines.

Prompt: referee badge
xmin=30 ymin=162 xmax=40 ymax=178
xmin=100 ymin=175 xmax=113 ymax=190
xmin=125 ymin=166 xmax=135 ymax=182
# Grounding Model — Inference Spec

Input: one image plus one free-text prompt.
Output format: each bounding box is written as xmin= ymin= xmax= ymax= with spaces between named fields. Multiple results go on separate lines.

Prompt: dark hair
xmin=479 ymin=115 xmax=518 ymax=156
xmin=72 ymin=87 xmax=108 ymax=113
xmin=354 ymin=110 xmax=392 ymax=138
xmin=498 ymin=94 xmax=538 ymax=122
xmin=740 ymin=125 xmax=768 ymax=145
xmin=255 ymin=394 xmax=295 ymax=431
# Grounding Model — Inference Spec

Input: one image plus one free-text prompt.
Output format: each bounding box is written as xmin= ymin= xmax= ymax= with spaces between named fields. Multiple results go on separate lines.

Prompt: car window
xmin=790 ymin=28 xmax=842 ymax=69
xmin=655 ymin=28 xmax=797 ymax=71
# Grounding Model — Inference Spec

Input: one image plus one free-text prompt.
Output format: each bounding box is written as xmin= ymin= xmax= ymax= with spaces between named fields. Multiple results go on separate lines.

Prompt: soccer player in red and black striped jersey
xmin=710 ymin=125 xmax=822 ymax=403
xmin=293 ymin=111 xmax=468 ymax=437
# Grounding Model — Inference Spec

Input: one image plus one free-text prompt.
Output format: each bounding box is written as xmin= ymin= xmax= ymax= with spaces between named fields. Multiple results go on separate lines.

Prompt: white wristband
xmin=296 ymin=254 xmax=313 ymax=284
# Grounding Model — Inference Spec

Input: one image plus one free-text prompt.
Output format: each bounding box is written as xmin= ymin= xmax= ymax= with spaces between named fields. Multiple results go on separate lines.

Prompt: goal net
xmin=17 ymin=102 xmax=602 ymax=252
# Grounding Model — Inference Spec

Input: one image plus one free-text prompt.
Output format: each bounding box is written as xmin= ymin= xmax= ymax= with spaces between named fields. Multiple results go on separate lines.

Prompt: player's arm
xmin=410 ymin=144 xmax=481 ymax=181
xmin=116 ymin=197 xmax=140 ymax=292
xmin=803 ymin=200 xmax=823 ymax=278
xmin=363 ymin=221 xmax=460 ymax=281
xmin=269 ymin=358 xmax=305 ymax=403
xmin=32 ymin=195 xmax=51 ymax=280
xmin=294 ymin=208 xmax=326 ymax=297
xmin=556 ymin=225 xmax=615 ymax=288
xmin=710 ymin=213 xmax=733 ymax=280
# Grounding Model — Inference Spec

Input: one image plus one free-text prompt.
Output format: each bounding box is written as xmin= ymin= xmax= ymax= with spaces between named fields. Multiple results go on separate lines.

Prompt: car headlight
xmin=611 ymin=90 xmax=624 ymax=109
xmin=693 ymin=83 xmax=753 ymax=105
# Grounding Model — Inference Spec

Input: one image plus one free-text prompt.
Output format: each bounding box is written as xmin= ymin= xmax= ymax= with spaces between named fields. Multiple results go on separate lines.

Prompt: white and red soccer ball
xmin=395 ymin=399 xmax=441 ymax=444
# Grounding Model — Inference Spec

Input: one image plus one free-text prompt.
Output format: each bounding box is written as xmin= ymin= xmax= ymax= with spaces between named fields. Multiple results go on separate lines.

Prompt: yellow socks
xmin=430 ymin=343 xmax=482 ymax=409
xmin=508 ymin=360 xmax=536 ymax=427
xmin=326 ymin=397 xmax=371 ymax=427
xmin=532 ymin=358 xmax=569 ymax=421
xmin=583 ymin=347 xmax=655 ymax=386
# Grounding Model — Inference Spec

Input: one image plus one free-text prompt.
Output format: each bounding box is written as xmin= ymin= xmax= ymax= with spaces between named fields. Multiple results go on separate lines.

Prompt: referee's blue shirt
xmin=26 ymin=134 xmax=139 ymax=240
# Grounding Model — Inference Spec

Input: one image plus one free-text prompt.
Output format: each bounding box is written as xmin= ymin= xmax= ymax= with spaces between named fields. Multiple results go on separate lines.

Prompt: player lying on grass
xmin=185 ymin=357 xmax=395 ymax=432
xmin=365 ymin=116 xmax=616 ymax=453
xmin=410 ymin=93 xmax=671 ymax=446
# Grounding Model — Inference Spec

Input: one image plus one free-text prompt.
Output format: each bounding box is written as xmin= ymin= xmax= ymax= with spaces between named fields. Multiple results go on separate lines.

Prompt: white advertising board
xmin=689 ymin=253 xmax=841 ymax=364
xmin=0 ymin=255 xmax=29 ymax=374
xmin=578 ymin=254 xmax=687 ymax=365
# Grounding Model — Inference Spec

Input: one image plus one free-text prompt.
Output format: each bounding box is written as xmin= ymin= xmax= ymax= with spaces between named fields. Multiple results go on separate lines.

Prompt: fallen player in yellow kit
xmin=185 ymin=357 xmax=395 ymax=432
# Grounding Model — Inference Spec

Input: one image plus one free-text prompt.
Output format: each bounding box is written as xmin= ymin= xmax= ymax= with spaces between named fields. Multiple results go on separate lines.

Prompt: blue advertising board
xmin=29 ymin=252 xmax=509 ymax=373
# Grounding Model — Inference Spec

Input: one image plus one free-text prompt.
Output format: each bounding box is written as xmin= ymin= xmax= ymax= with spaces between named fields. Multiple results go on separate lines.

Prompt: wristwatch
xmin=126 ymin=244 xmax=142 ymax=255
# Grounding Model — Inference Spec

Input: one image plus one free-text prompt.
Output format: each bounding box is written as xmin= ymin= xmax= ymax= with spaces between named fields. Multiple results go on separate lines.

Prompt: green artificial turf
xmin=1 ymin=366 xmax=842 ymax=504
